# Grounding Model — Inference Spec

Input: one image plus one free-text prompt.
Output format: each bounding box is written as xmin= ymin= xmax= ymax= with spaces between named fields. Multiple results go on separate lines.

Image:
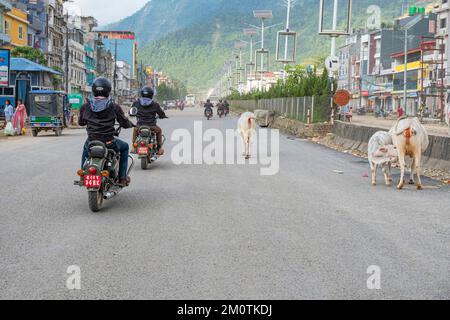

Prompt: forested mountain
xmin=105 ymin=0 xmax=431 ymax=91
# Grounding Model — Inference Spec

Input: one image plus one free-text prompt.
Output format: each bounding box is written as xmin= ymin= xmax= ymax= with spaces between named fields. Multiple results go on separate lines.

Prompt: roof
xmin=30 ymin=90 xmax=65 ymax=94
xmin=11 ymin=58 xmax=62 ymax=75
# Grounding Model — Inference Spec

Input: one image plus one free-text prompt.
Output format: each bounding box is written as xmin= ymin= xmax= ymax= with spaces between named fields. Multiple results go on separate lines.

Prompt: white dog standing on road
xmin=238 ymin=112 xmax=257 ymax=159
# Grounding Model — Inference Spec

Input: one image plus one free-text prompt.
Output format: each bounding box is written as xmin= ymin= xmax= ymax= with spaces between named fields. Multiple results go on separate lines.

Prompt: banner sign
xmin=0 ymin=49 xmax=11 ymax=87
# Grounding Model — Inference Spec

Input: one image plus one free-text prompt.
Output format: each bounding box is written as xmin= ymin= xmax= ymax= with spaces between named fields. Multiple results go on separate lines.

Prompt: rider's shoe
xmin=157 ymin=148 xmax=165 ymax=156
xmin=118 ymin=176 xmax=131 ymax=187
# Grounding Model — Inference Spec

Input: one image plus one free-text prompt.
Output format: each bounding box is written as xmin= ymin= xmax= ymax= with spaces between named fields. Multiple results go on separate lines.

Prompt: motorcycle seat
xmin=138 ymin=126 xmax=152 ymax=137
xmin=88 ymin=141 xmax=109 ymax=159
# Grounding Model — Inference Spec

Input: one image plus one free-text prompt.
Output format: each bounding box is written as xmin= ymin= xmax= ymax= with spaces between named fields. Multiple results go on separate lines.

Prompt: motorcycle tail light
xmin=88 ymin=167 xmax=97 ymax=174
xmin=133 ymin=143 xmax=138 ymax=148
xmin=77 ymin=169 xmax=84 ymax=177
xmin=149 ymin=144 xmax=153 ymax=149
xmin=101 ymin=171 xmax=110 ymax=177
xmin=140 ymin=141 xmax=146 ymax=147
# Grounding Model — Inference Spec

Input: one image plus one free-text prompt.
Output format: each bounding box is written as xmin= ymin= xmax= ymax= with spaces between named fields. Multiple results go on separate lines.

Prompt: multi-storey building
xmin=115 ymin=60 xmax=131 ymax=96
xmin=0 ymin=1 xmax=12 ymax=46
xmin=47 ymin=0 xmax=67 ymax=70
xmin=97 ymin=31 xmax=138 ymax=80
xmin=66 ymin=24 xmax=85 ymax=94
xmin=13 ymin=0 xmax=49 ymax=52
xmin=2 ymin=6 xmax=28 ymax=49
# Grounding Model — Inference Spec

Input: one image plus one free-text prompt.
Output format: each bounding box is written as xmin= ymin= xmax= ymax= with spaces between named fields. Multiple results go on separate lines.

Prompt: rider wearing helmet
xmin=132 ymin=86 xmax=168 ymax=155
xmin=79 ymin=77 xmax=135 ymax=186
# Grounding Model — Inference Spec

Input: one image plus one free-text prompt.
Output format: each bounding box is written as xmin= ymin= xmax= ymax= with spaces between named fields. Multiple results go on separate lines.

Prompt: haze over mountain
xmin=105 ymin=0 xmax=430 ymax=92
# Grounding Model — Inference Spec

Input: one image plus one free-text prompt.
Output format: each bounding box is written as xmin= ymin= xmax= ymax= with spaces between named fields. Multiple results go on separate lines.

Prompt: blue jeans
xmin=81 ymin=139 xmax=129 ymax=179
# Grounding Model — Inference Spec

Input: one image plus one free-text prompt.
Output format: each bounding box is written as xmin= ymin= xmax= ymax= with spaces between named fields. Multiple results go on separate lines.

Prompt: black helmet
xmin=141 ymin=86 xmax=154 ymax=98
xmin=92 ymin=77 xmax=112 ymax=98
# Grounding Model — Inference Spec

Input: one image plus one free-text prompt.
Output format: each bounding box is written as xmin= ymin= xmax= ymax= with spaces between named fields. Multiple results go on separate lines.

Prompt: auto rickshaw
xmin=29 ymin=90 xmax=71 ymax=137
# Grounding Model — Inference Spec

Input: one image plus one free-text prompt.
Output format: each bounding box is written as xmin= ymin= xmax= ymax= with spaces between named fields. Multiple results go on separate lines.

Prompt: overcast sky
xmin=71 ymin=0 xmax=149 ymax=26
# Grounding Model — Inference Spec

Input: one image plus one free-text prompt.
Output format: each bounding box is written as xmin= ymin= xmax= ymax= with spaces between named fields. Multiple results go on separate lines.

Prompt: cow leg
xmin=370 ymin=162 xmax=377 ymax=186
xmin=409 ymin=157 xmax=416 ymax=185
xmin=382 ymin=165 xmax=391 ymax=186
xmin=415 ymin=153 xmax=423 ymax=190
xmin=240 ymin=132 xmax=246 ymax=156
xmin=397 ymin=153 xmax=406 ymax=190
xmin=388 ymin=162 xmax=393 ymax=184
xmin=245 ymin=136 xmax=250 ymax=159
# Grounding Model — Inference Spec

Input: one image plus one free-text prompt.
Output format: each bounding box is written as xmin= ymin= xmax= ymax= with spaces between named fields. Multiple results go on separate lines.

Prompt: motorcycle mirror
xmin=129 ymin=107 xmax=138 ymax=117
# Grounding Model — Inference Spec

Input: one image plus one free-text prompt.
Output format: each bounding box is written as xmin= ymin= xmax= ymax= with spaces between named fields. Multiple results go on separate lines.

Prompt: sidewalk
xmin=350 ymin=115 xmax=450 ymax=137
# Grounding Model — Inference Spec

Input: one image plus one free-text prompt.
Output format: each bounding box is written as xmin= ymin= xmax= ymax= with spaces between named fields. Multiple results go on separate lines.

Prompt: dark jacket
xmin=79 ymin=99 xmax=134 ymax=142
xmin=133 ymin=98 xmax=167 ymax=127
xmin=204 ymin=102 xmax=214 ymax=109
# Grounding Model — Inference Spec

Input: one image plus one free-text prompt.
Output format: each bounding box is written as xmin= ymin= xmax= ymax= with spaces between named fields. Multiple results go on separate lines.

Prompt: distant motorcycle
xmin=133 ymin=126 xmax=165 ymax=170
xmin=205 ymin=107 xmax=213 ymax=120
xmin=357 ymin=107 xmax=366 ymax=116
xmin=224 ymin=106 xmax=230 ymax=117
xmin=217 ymin=108 xmax=225 ymax=118
xmin=74 ymin=126 xmax=134 ymax=212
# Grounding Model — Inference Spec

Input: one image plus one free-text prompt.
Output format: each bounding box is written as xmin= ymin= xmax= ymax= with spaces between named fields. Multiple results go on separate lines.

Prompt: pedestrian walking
xmin=397 ymin=105 xmax=404 ymax=119
xmin=13 ymin=99 xmax=27 ymax=136
xmin=4 ymin=100 xmax=14 ymax=123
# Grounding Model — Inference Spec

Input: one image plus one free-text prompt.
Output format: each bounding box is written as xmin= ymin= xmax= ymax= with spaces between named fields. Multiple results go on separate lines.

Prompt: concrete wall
xmin=332 ymin=121 xmax=450 ymax=171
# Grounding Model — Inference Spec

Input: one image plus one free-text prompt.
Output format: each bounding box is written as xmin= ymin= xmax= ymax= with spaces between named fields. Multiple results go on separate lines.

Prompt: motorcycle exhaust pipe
xmin=104 ymin=191 xmax=118 ymax=200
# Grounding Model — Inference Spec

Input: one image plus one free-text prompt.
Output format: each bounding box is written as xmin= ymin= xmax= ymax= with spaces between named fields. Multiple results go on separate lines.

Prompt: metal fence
xmin=230 ymin=96 xmax=332 ymax=123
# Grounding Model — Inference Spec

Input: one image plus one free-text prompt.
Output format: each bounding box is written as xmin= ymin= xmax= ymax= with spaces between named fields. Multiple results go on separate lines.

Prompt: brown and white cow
xmin=390 ymin=117 xmax=429 ymax=190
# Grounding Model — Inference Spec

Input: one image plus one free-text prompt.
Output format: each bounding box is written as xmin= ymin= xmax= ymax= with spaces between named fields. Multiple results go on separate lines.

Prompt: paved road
xmin=0 ymin=108 xmax=449 ymax=300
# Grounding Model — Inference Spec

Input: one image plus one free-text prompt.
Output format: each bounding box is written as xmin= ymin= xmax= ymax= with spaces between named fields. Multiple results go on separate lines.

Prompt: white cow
xmin=237 ymin=112 xmax=257 ymax=159
xmin=390 ymin=117 xmax=429 ymax=190
xmin=368 ymin=131 xmax=398 ymax=186
xmin=254 ymin=109 xmax=276 ymax=128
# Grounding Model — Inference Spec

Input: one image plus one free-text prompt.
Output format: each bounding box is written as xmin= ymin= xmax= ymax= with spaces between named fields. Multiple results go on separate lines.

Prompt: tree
xmin=11 ymin=47 xmax=46 ymax=65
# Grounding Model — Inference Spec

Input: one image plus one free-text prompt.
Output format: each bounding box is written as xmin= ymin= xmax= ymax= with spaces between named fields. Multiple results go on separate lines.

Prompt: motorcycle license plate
xmin=138 ymin=147 xmax=149 ymax=155
xmin=84 ymin=175 xmax=102 ymax=188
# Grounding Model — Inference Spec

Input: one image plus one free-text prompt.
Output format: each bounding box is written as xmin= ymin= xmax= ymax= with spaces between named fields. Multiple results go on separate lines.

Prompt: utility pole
xmin=113 ymin=39 xmax=118 ymax=97
xmin=65 ymin=13 xmax=70 ymax=93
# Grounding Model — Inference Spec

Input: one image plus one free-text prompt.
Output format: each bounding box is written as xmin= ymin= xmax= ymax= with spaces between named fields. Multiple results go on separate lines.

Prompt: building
xmin=2 ymin=6 xmax=28 ymax=49
xmin=13 ymin=0 xmax=49 ymax=52
xmin=96 ymin=44 xmax=115 ymax=80
xmin=66 ymin=24 xmax=85 ymax=95
xmin=338 ymin=9 xmax=438 ymax=116
xmin=46 ymin=0 xmax=67 ymax=70
xmin=97 ymin=31 xmax=138 ymax=80
xmin=0 ymin=57 xmax=61 ymax=113
xmin=0 ymin=1 xmax=12 ymax=46
xmin=115 ymin=60 xmax=131 ymax=96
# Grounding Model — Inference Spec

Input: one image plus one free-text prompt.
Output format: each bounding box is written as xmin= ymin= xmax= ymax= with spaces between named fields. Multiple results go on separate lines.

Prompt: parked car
xmin=166 ymin=100 xmax=177 ymax=109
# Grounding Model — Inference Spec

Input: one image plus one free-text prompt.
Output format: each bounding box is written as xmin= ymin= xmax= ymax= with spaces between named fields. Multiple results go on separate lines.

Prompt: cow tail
xmin=248 ymin=117 xmax=253 ymax=129
xmin=405 ymin=127 xmax=412 ymax=145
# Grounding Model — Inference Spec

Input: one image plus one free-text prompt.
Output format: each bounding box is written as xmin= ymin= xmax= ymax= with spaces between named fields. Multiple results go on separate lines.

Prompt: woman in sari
xmin=13 ymin=99 xmax=27 ymax=135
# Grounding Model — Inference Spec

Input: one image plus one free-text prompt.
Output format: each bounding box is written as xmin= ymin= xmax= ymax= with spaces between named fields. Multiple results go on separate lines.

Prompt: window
xmin=441 ymin=18 xmax=447 ymax=29
xmin=19 ymin=26 xmax=23 ymax=40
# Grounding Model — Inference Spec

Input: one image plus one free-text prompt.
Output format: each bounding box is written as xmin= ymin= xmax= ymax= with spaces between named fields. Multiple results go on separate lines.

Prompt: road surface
xmin=0 ymin=108 xmax=449 ymax=299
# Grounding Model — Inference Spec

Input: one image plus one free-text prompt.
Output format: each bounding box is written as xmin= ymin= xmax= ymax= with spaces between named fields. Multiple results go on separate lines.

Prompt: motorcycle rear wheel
xmin=88 ymin=191 xmax=103 ymax=212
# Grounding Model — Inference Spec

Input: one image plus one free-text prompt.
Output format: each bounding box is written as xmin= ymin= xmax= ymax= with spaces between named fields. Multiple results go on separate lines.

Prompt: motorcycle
xmin=74 ymin=127 xmax=134 ymax=212
xmin=205 ymin=107 xmax=213 ymax=120
xmin=217 ymin=108 xmax=225 ymax=118
xmin=133 ymin=126 xmax=165 ymax=170
xmin=224 ymin=106 xmax=230 ymax=117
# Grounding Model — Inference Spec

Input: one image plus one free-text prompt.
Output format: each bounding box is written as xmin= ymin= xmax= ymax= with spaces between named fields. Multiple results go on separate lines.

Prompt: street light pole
xmin=403 ymin=28 xmax=408 ymax=115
